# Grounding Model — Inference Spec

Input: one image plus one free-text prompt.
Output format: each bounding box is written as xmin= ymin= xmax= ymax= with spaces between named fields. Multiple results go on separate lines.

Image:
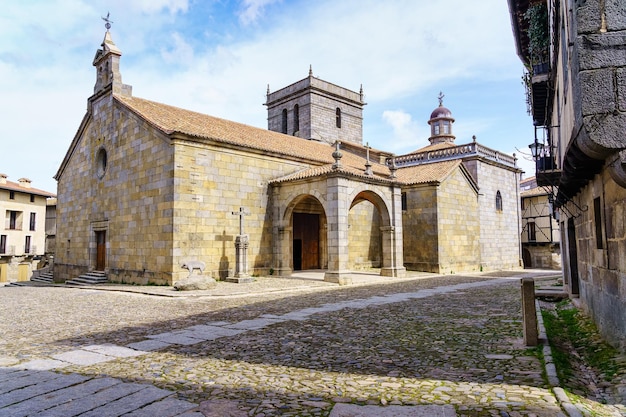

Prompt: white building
xmin=0 ymin=174 xmax=55 ymax=282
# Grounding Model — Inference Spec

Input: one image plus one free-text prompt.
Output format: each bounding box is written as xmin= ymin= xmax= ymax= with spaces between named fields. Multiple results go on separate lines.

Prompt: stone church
xmin=53 ymin=29 xmax=522 ymax=285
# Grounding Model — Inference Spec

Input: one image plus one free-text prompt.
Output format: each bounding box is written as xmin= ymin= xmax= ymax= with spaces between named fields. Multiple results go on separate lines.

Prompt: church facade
xmin=53 ymin=30 xmax=522 ymax=285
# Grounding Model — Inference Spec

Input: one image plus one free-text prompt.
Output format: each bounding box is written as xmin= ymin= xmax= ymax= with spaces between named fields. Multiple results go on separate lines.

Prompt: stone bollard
xmin=521 ymin=277 xmax=538 ymax=346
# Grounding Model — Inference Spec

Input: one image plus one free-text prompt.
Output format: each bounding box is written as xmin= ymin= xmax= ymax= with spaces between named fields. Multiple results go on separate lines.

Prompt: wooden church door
xmin=95 ymin=231 xmax=106 ymax=271
xmin=293 ymin=213 xmax=320 ymax=270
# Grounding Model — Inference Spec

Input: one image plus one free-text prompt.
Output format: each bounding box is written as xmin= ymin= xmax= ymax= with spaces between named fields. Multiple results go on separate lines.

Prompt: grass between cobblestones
xmin=541 ymin=299 xmax=624 ymax=414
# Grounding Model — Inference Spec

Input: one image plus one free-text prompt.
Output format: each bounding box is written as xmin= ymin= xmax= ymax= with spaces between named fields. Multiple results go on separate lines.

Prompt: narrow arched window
xmin=281 ymin=109 xmax=288 ymax=134
xmin=336 ymin=108 xmax=342 ymax=128
xmin=495 ymin=190 xmax=503 ymax=211
xmin=293 ymin=104 xmax=300 ymax=134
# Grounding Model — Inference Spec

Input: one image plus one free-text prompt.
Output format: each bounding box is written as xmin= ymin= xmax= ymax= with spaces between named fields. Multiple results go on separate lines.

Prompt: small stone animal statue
xmin=181 ymin=260 xmax=206 ymax=276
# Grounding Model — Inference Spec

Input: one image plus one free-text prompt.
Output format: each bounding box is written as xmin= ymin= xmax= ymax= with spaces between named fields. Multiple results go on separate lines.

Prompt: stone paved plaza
xmin=0 ymin=271 xmax=624 ymax=416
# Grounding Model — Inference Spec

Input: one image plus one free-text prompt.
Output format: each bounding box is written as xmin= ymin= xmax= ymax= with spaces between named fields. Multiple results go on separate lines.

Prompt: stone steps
xmin=31 ymin=271 xmax=54 ymax=283
xmin=65 ymin=271 xmax=108 ymax=286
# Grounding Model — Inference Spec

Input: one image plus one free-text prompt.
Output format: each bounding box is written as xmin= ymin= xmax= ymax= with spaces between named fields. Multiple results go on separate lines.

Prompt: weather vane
xmin=438 ymin=91 xmax=445 ymax=106
xmin=102 ymin=12 xmax=113 ymax=30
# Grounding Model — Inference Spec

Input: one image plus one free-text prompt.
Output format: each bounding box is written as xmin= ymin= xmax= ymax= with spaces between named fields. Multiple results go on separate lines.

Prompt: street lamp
xmin=528 ymin=140 xmax=545 ymax=160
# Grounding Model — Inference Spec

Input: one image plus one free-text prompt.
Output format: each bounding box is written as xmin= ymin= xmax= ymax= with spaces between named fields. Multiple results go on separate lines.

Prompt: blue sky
xmin=1 ymin=0 xmax=536 ymax=193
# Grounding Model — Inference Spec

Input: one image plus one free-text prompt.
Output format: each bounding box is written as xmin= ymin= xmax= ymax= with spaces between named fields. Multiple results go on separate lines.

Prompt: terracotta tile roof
xmin=117 ymin=95 xmax=327 ymax=163
xmin=271 ymin=163 xmax=394 ymax=184
xmin=521 ymin=186 xmax=552 ymax=198
xmin=114 ymin=95 xmax=468 ymax=187
xmin=394 ymin=160 xmax=461 ymax=185
xmin=0 ymin=180 xmax=55 ymax=197
xmin=115 ymin=94 xmax=392 ymax=180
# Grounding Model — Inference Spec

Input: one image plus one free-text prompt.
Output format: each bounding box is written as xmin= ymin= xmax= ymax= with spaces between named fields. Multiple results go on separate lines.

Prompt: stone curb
xmin=535 ymin=299 xmax=584 ymax=417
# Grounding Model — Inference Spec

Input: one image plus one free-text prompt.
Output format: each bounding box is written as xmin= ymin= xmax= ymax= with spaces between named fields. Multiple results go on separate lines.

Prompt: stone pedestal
xmin=324 ymin=270 xmax=352 ymax=285
xmin=521 ymin=277 xmax=538 ymax=346
xmin=380 ymin=266 xmax=407 ymax=277
xmin=226 ymin=235 xmax=254 ymax=283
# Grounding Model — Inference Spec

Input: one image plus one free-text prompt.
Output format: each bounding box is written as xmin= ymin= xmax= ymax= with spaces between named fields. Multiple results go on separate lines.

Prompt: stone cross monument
xmin=227 ymin=207 xmax=254 ymax=283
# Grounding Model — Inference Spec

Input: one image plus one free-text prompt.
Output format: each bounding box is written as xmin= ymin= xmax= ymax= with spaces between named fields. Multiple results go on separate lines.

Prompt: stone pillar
xmin=380 ymin=185 xmax=406 ymax=277
xmin=324 ymin=176 xmax=352 ymax=284
xmin=521 ymin=277 xmax=538 ymax=346
xmin=380 ymin=226 xmax=406 ymax=277
xmin=226 ymin=234 xmax=253 ymax=283
xmin=274 ymin=225 xmax=293 ymax=277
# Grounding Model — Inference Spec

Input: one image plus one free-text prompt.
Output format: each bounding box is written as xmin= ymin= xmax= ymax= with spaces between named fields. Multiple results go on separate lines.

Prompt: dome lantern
xmin=427 ymin=92 xmax=455 ymax=145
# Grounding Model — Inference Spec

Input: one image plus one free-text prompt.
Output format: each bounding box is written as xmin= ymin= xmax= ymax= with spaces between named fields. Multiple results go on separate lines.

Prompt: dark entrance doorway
xmin=522 ymin=247 xmax=532 ymax=268
xmin=293 ymin=212 xmax=320 ymax=270
xmin=567 ymin=218 xmax=580 ymax=295
xmin=95 ymin=230 xmax=106 ymax=271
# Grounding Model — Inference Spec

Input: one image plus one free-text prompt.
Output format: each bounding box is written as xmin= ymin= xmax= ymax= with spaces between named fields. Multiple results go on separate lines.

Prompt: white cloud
xmin=0 ymin=0 xmax=532 ymax=193
xmin=237 ymin=0 xmax=282 ymax=25
xmin=161 ymin=32 xmax=195 ymax=64
xmin=115 ymin=0 xmax=189 ymax=14
xmin=381 ymin=110 xmax=425 ymax=152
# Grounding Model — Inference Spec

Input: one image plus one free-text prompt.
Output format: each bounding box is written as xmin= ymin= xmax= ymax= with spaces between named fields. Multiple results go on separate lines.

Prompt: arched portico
xmin=348 ymin=189 xmax=405 ymax=279
xmin=270 ymin=169 xmax=405 ymax=283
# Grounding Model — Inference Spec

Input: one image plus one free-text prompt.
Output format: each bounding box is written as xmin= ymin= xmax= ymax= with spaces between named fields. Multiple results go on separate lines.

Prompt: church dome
xmin=430 ymin=105 xmax=452 ymax=120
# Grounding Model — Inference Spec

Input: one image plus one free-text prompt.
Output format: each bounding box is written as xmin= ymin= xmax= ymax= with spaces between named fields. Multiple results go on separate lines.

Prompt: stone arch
xmin=349 ymin=189 xmax=392 ymax=226
xmin=348 ymin=192 xmax=385 ymax=270
xmin=282 ymin=190 xmax=328 ymax=223
xmin=282 ymin=193 xmax=328 ymax=272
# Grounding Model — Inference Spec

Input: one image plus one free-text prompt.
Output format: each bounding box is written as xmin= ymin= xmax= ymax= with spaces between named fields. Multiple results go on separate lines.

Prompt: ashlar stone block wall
xmin=402 ymin=185 xmax=440 ymax=272
xmin=569 ymin=171 xmax=626 ymax=349
xmin=348 ymin=200 xmax=382 ymax=270
xmin=436 ymin=168 xmax=481 ymax=273
xmin=171 ymin=142 xmax=311 ymax=283
xmin=55 ymin=95 xmax=176 ymax=284
xmin=467 ymin=160 xmax=522 ymax=270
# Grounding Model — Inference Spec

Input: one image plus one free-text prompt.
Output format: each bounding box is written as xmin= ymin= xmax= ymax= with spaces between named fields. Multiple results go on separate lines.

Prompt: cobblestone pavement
xmin=0 ymin=271 xmax=624 ymax=416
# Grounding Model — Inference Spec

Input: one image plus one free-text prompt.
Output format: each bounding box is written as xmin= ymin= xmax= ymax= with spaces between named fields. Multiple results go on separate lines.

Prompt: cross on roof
xmin=438 ymin=91 xmax=445 ymax=106
xmin=102 ymin=12 xmax=113 ymax=30
xmin=231 ymin=207 xmax=250 ymax=235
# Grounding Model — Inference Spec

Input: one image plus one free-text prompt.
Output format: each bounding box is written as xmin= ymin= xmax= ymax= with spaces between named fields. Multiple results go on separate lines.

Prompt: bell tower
xmin=265 ymin=67 xmax=365 ymax=145
xmin=92 ymin=14 xmax=132 ymax=97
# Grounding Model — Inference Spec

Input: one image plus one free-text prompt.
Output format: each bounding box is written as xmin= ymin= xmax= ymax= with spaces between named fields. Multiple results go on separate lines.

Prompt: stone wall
xmin=402 ymin=185 xmax=439 ymax=272
xmin=567 ymin=171 xmax=626 ymax=349
xmin=523 ymin=244 xmax=561 ymax=269
xmin=555 ymin=0 xmax=626 ymax=350
xmin=436 ymin=169 xmax=480 ymax=273
xmin=466 ymin=160 xmax=522 ymax=270
xmin=171 ymin=141 xmax=309 ymax=283
xmin=348 ymin=200 xmax=381 ymax=269
xmin=55 ymin=94 xmax=177 ymax=285
xmin=56 ymin=94 xmax=318 ymax=285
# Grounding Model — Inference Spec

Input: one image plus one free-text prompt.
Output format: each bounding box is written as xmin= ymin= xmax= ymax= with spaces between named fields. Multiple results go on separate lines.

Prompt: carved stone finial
xmin=389 ymin=157 xmax=397 ymax=179
xmin=266 ymin=84 xmax=270 ymax=96
xmin=309 ymin=65 xmax=313 ymax=77
xmin=360 ymin=84 xmax=364 ymax=101
xmin=102 ymin=12 xmax=113 ymax=31
xmin=332 ymin=141 xmax=343 ymax=170
xmin=472 ymin=135 xmax=477 ymax=143
xmin=364 ymin=142 xmax=373 ymax=176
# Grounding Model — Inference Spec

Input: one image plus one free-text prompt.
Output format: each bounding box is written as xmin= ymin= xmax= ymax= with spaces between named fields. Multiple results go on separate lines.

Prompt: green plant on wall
xmin=524 ymin=2 xmax=549 ymax=70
